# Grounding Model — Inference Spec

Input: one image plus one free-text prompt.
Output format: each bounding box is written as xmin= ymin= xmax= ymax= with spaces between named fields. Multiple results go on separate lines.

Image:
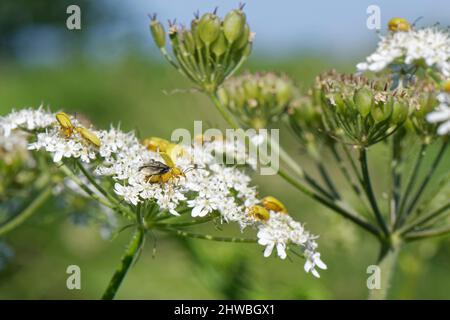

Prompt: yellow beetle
xmin=55 ymin=112 xmax=75 ymax=137
xmin=247 ymin=205 xmax=270 ymax=222
xmin=75 ymin=127 xmax=101 ymax=147
xmin=261 ymin=196 xmax=287 ymax=213
xmin=140 ymin=152 xmax=187 ymax=184
xmin=388 ymin=18 xmax=410 ymax=32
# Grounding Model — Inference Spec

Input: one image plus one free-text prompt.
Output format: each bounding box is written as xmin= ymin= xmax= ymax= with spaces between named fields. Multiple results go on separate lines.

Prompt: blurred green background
xmin=0 ymin=0 xmax=449 ymax=299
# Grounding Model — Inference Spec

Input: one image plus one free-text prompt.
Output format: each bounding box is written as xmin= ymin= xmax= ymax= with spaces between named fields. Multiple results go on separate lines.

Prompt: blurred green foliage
xmin=0 ymin=56 xmax=449 ymax=299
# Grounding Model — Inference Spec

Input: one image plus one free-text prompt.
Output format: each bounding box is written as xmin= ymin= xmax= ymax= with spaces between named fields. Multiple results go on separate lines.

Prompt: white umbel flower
xmin=427 ymin=91 xmax=450 ymax=135
xmin=357 ymin=27 xmax=450 ymax=77
xmin=1 ymin=107 xmax=325 ymax=277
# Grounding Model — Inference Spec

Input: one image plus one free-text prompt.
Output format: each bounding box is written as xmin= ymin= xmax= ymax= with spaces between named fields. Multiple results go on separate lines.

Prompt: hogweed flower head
xmin=0 ymin=107 xmax=325 ymax=277
xmin=150 ymin=6 xmax=253 ymax=93
xmin=317 ymin=70 xmax=410 ymax=147
xmin=357 ymin=21 xmax=450 ymax=79
xmin=217 ymin=72 xmax=295 ymax=129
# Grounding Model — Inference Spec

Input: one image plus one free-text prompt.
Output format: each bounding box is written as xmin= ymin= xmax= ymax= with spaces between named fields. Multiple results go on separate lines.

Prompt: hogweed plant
xmin=0 ymin=5 xmax=448 ymax=299
xmin=150 ymin=8 xmax=449 ymax=299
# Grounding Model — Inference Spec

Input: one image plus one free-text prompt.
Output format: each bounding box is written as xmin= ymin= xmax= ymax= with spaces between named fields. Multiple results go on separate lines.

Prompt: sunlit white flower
xmin=427 ymin=91 xmax=450 ymax=135
xmin=304 ymin=251 xmax=327 ymax=278
xmin=357 ymin=27 xmax=450 ymax=77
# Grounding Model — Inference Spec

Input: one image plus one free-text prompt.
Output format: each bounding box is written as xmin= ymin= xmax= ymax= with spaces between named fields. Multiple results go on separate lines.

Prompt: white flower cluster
xmin=357 ymin=27 xmax=450 ymax=76
xmin=427 ymin=91 xmax=450 ymax=135
xmin=0 ymin=107 xmax=325 ymax=277
xmin=258 ymin=211 xmax=326 ymax=277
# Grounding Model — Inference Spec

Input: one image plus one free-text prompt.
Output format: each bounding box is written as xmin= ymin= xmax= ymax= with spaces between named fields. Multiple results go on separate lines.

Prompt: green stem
xmin=101 ymin=228 xmax=144 ymax=300
xmin=404 ymin=225 xmax=450 ymax=241
xmin=403 ymin=140 xmax=448 ymax=218
xmin=75 ymin=161 xmax=122 ymax=209
xmin=400 ymin=202 xmax=450 ymax=235
xmin=59 ymin=164 xmax=134 ymax=219
xmin=359 ymin=148 xmax=389 ymax=236
xmin=394 ymin=143 xmax=427 ymax=228
xmin=317 ymin=162 xmax=340 ymax=199
xmin=390 ymin=133 xmax=402 ymax=226
xmin=329 ymin=143 xmax=362 ymax=196
xmin=368 ymin=240 xmax=401 ymax=300
xmin=278 ymin=169 xmax=381 ymax=238
xmin=155 ymin=213 xmax=218 ymax=228
xmin=159 ymin=227 xmax=256 ymax=243
xmin=0 ymin=186 xmax=52 ymax=236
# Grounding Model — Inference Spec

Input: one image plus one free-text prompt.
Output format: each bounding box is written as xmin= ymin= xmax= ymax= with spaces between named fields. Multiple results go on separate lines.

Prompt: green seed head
xmin=211 ymin=30 xmax=227 ymax=58
xmin=219 ymin=72 xmax=296 ymax=129
xmin=391 ymin=101 xmax=408 ymax=124
xmin=223 ymin=9 xmax=246 ymax=43
xmin=198 ymin=13 xmax=221 ymax=45
xmin=354 ymin=87 xmax=373 ymax=117
xmin=234 ymin=24 xmax=250 ymax=50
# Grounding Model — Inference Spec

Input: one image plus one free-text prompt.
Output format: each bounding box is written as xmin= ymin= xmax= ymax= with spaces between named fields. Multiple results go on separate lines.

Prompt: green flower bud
xmin=211 ymin=31 xmax=227 ymax=58
xmin=391 ymin=101 xmax=408 ymax=124
xmin=181 ymin=29 xmax=196 ymax=54
xmin=149 ymin=16 xmax=166 ymax=48
xmin=198 ymin=13 xmax=221 ymax=46
xmin=371 ymin=98 xmax=393 ymax=123
xmin=333 ymin=93 xmax=347 ymax=115
xmin=354 ymin=87 xmax=373 ymax=117
xmin=234 ymin=24 xmax=250 ymax=50
xmin=223 ymin=9 xmax=246 ymax=43
xmin=241 ymin=41 xmax=252 ymax=58
xmin=190 ymin=18 xmax=203 ymax=48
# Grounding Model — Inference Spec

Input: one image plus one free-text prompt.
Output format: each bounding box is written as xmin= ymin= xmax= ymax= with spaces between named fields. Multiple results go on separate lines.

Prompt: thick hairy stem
xmin=102 ymin=228 xmax=144 ymax=300
xmin=0 ymin=186 xmax=52 ymax=236
xmin=368 ymin=240 xmax=401 ymax=300
xmin=359 ymin=148 xmax=389 ymax=236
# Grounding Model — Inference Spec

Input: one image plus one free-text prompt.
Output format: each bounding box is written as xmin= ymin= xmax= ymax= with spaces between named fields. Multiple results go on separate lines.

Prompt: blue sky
xmin=121 ymin=0 xmax=450 ymax=57
xmin=13 ymin=0 xmax=450 ymax=64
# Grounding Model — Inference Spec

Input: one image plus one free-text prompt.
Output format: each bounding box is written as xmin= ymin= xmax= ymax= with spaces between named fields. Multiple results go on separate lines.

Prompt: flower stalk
xmin=102 ymin=227 xmax=145 ymax=300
